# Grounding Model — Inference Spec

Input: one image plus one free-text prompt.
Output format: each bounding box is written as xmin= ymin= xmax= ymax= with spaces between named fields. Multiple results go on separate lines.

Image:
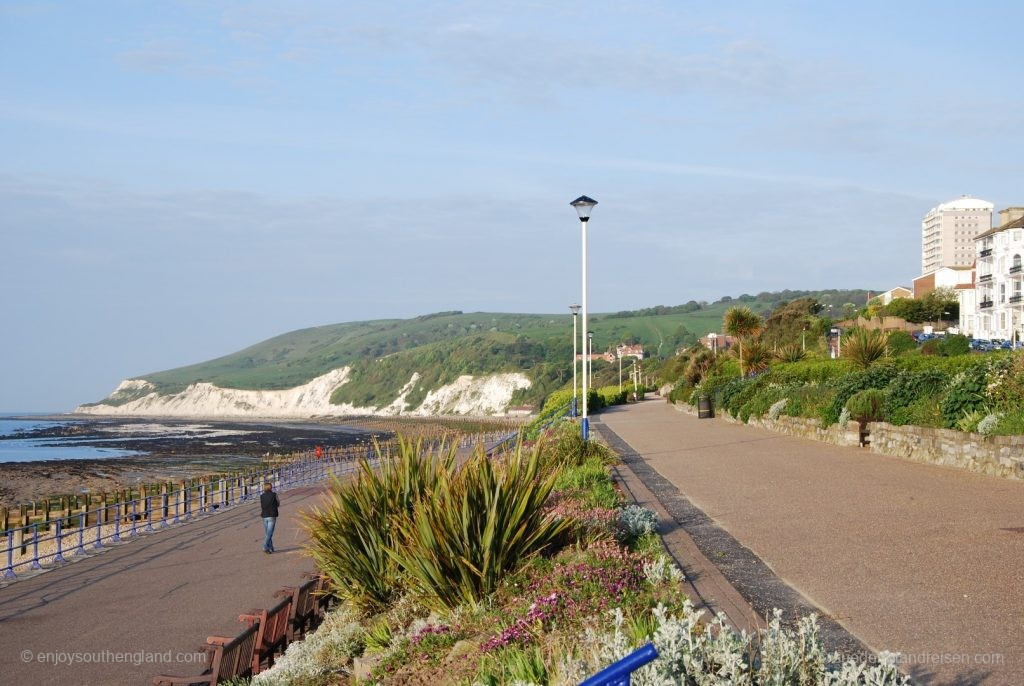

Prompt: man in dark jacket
xmin=260 ymin=482 xmax=280 ymax=554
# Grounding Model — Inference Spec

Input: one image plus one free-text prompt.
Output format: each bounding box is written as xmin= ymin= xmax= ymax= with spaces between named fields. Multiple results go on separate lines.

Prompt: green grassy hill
xmin=107 ymin=289 xmax=872 ymax=409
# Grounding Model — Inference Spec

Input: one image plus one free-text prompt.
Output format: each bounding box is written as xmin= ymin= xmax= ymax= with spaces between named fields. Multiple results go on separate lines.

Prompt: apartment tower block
xmin=921 ymin=196 xmax=994 ymax=275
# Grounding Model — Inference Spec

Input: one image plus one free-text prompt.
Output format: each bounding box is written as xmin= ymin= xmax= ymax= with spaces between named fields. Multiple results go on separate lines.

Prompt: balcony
xmin=980 ymin=300 xmax=995 ymax=309
xmin=979 ymin=273 xmax=993 ymax=283
xmin=1011 ymin=264 xmax=1023 ymax=275
xmin=1011 ymin=294 xmax=1023 ymax=304
xmin=980 ymin=248 xmax=993 ymax=257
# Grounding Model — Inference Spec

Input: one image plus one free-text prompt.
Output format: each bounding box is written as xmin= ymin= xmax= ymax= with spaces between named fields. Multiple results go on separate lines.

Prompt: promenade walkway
xmin=0 ymin=484 xmax=327 ymax=685
xmin=598 ymin=399 xmax=1024 ymax=686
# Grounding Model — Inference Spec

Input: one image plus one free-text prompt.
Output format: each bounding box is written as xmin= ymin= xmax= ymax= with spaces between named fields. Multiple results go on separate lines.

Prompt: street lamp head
xmin=569 ymin=304 xmax=581 ymax=315
xmin=587 ymin=331 xmax=593 ymax=339
xmin=570 ymin=195 xmax=598 ymax=221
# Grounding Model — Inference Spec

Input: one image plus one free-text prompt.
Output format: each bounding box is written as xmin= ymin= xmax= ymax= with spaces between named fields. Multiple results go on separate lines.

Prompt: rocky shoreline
xmin=0 ymin=414 xmax=519 ymax=509
xmin=0 ymin=416 xmax=385 ymax=508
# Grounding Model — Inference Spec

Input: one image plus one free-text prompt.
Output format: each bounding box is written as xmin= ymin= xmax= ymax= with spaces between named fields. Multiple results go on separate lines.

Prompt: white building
xmin=921 ymin=196 xmax=994 ymax=275
xmin=959 ymin=208 xmax=1024 ymax=340
xmin=913 ymin=265 xmax=974 ymax=299
xmin=878 ymin=286 xmax=913 ymax=305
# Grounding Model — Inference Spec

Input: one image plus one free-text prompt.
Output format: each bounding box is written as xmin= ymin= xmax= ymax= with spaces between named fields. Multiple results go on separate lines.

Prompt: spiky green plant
xmin=739 ymin=339 xmax=773 ymax=376
xmin=389 ymin=443 xmax=573 ymax=611
xmin=303 ymin=437 xmax=455 ymax=612
xmin=724 ymin=306 xmax=763 ymax=377
xmin=775 ymin=342 xmax=806 ymax=363
xmin=842 ymin=328 xmax=889 ymax=369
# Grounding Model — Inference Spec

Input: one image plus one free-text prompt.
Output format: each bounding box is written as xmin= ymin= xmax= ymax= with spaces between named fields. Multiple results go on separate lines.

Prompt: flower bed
xmin=244 ymin=424 xmax=911 ymax=685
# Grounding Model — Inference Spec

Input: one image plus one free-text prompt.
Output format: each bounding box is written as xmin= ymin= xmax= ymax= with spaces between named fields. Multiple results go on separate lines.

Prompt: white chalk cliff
xmin=75 ymin=367 xmax=531 ymax=418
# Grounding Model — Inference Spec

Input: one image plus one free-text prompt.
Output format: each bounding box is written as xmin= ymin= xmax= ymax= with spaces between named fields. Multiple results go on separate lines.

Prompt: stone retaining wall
xmin=673 ymin=401 xmax=1024 ymax=480
xmin=674 ymin=402 xmax=860 ymax=447
xmin=866 ymin=422 xmax=1024 ymax=480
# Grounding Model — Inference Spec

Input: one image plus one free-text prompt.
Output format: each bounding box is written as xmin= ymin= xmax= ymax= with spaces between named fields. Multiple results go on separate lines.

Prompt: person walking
xmin=260 ymin=481 xmax=279 ymax=554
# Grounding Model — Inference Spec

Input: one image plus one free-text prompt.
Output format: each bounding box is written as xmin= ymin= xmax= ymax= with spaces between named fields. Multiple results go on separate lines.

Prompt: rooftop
xmin=926 ymin=195 xmax=994 ymax=215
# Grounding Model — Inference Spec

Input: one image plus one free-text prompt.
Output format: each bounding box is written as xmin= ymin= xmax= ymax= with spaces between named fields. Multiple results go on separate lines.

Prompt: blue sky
xmin=2 ymin=1 xmax=1023 ymax=411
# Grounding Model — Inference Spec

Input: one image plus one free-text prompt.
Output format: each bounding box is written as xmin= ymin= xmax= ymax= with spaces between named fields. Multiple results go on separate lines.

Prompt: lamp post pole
xmin=618 ymin=349 xmax=622 ymax=391
xmin=588 ymin=331 xmax=594 ymax=386
xmin=570 ymin=304 xmax=580 ymax=417
xmin=571 ymin=196 xmax=597 ymax=440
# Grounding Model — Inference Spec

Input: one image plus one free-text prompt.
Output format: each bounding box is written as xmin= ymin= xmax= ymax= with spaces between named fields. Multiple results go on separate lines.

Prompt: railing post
xmin=52 ymin=519 xmax=67 ymax=564
xmin=144 ymin=496 xmax=154 ymax=532
xmin=3 ymin=530 xmax=16 ymax=579
xmin=129 ymin=500 xmax=138 ymax=538
xmin=112 ymin=504 xmax=121 ymax=542
xmin=29 ymin=524 xmax=42 ymax=570
xmin=94 ymin=506 xmax=104 ymax=549
xmin=75 ymin=513 xmax=87 ymax=556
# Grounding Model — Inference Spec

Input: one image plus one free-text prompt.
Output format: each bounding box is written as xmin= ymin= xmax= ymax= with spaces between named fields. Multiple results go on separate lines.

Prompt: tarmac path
xmin=599 ymin=399 xmax=1024 ymax=686
xmin=0 ymin=484 xmax=329 ymax=685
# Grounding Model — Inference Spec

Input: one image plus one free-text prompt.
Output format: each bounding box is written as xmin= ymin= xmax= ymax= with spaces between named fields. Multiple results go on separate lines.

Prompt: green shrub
xmin=884 ymin=369 xmax=949 ymax=425
xmin=903 ymin=396 xmax=945 ymax=428
xmin=736 ymin=383 xmax=787 ymax=423
xmin=994 ymin=409 xmax=1024 ymax=436
xmin=597 ymin=386 xmax=628 ymax=406
xmin=388 ymin=444 xmax=572 ymax=611
xmin=554 ymin=455 xmax=620 ymax=509
xmin=782 ymin=384 xmax=835 ymax=419
xmin=845 ymin=389 xmax=887 ymax=423
xmin=765 ymin=359 xmax=854 ymax=385
xmin=820 ymin=363 xmax=899 ymax=425
xmin=921 ymin=339 xmax=940 ymax=356
xmin=305 ymin=438 xmax=455 ymax=612
xmin=940 ymin=367 xmax=990 ymax=429
xmin=887 ymin=330 xmax=917 ymax=355
xmin=938 ymin=334 xmax=970 ymax=357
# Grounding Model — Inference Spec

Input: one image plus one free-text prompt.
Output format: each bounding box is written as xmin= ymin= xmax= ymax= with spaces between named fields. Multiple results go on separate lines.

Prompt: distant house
xmin=615 ymin=344 xmax=644 ymax=360
xmin=698 ymin=334 xmax=735 ymax=353
xmin=878 ymin=286 xmax=913 ymax=305
xmin=506 ymin=405 xmax=535 ymax=417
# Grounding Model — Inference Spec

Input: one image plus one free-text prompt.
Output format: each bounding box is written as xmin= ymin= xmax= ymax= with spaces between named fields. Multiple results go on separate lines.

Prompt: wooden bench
xmin=301 ymin=570 xmax=336 ymax=617
xmin=239 ymin=595 xmax=292 ymax=674
xmin=152 ymin=621 xmax=259 ymax=685
xmin=274 ymin=577 xmax=319 ymax=641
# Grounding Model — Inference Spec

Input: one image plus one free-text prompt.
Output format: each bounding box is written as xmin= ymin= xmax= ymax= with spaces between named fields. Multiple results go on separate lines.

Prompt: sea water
xmin=0 ymin=416 xmax=140 ymax=463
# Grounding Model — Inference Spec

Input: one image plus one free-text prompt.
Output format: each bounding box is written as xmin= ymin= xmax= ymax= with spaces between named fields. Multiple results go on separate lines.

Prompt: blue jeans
xmin=263 ymin=517 xmax=277 ymax=552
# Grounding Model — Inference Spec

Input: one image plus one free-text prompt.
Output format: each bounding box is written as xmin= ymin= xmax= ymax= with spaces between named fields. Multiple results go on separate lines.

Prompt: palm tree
xmin=723 ymin=306 xmax=763 ymax=377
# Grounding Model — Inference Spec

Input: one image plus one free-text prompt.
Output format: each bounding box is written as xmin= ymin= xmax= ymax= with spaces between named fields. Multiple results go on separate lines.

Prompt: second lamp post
xmin=571 ymin=195 xmax=597 ymax=440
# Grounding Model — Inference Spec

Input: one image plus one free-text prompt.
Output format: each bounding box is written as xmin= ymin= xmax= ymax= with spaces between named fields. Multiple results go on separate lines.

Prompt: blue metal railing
xmin=486 ymin=403 xmax=573 ymax=457
xmin=580 ymin=643 xmax=659 ymax=686
xmin=1 ymin=431 xmax=514 ymax=585
xmin=1 ymin=447 xmax=366 ymax=583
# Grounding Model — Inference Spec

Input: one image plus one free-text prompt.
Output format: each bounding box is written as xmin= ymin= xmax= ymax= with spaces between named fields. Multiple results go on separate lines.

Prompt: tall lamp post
xmin=570 ymin=304 xmax=580 ymax=417
xmin=618 ymin=347 xmax=623 ymax=391
xmin=588 ymin=331 xmax=594 ymax=385
xmin=571 ymin=195 xmax=597 ymax=440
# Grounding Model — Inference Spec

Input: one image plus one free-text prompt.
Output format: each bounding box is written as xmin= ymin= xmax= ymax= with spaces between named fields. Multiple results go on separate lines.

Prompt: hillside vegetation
xmin=108 ymin=290 xmax=872 ymax=410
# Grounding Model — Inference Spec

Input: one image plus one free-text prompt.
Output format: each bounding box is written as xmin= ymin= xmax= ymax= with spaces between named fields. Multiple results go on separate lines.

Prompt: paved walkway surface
xmin=0 ymin=485 xmax=327 ymax=685
xmin=600 ymin=399 xmax=1024 ymax=686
